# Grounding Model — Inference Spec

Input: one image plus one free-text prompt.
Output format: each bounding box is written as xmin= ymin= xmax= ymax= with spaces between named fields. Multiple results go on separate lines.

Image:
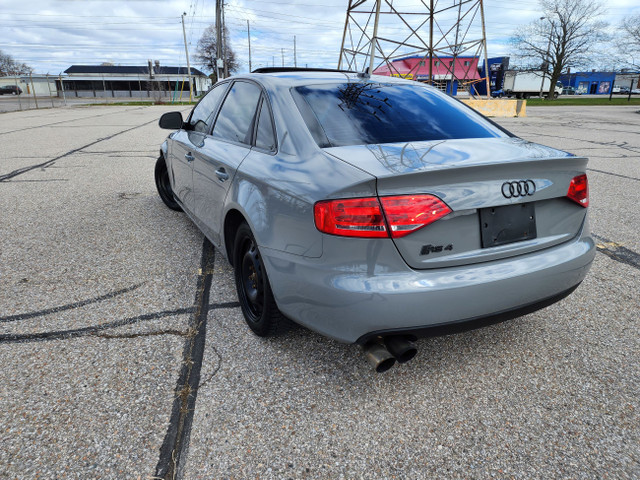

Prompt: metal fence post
xmin=14 ymin=76 xmax=22 ymax=111
xmin=46 ymin=74 xmax=55 ymax=107
xmin=59 ymin=73 xmax=67 ymax=106
xmin=30 ymin=73 xmax=39 ymax=109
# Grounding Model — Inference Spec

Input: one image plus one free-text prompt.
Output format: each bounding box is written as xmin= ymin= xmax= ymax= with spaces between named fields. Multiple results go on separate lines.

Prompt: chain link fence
xmin=0 ymin=74 xmax=197 ymax=113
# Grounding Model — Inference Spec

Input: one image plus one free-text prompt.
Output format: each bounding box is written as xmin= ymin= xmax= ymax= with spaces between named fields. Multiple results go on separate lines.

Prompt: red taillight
xmin=379 ymin=195 xmax=452 ymax=238
xmin=314 ymin=194 xmax=451 ymax=238
xmin=567 ymin=174 xmax=589 ymax=207
xmin=314 ymin=197 xmax=388 ymax=238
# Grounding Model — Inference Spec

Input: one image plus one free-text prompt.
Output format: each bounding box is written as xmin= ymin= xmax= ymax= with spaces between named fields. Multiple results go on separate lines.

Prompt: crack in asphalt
xmin=0 ymin=302 xmax=240 ymax=342
xmin=0 ymin=283 xmax=145 ymax=324
xmin=586 ymin=168 xmax=640 ymax=182
xmin=92 ymin=329 xmax=189 ymax=339
xmin=4 ymin=179 xmax=70 ymax=183
xmin=0 ymin=118 xmax=157 ymax=182
xmin=0 ymin=106 xmax=145 ymax=137
xmin=0 ymin=307 xmax=193 ymax=344
xmin=519 ymin=130 xmax=640 ymax=155
xmin=592 ymin=234 xmax=640 ymax=271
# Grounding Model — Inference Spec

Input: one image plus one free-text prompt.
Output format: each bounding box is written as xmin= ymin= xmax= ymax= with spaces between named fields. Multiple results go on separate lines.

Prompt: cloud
xmin=0 ymin=0 xmax=635 ymax=74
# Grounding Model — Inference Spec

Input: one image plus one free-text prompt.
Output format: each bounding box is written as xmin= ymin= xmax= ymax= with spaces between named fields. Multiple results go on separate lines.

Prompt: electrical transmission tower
xmin=338 ymin=0 xmax=491 ymax=97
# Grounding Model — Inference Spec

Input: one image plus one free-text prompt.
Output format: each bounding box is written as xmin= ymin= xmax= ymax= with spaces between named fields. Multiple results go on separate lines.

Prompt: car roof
xmin=225 ymin=70 xmax=413 ymax=89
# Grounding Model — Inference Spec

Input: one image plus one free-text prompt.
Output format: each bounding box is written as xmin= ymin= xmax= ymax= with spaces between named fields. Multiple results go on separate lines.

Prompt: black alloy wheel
xmin=154 ymin=156 xmax=182 ymax=211
xmin=233 ymin=223 xmax=290 ymax=337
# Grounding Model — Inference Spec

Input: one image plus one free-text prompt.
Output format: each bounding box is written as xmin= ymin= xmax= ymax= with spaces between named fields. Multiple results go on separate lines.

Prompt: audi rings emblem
xmin=501 ymin=180 xmax=536 ymax=198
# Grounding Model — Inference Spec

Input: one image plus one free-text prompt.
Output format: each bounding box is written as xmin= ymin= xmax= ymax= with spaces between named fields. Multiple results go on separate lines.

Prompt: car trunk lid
xmin=325 ymin=137 xmax=589 ymax=269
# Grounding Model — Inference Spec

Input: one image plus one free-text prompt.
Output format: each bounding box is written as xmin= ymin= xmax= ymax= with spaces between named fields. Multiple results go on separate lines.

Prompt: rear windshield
xmin=293 ymin=82 xmax=505 ymax=147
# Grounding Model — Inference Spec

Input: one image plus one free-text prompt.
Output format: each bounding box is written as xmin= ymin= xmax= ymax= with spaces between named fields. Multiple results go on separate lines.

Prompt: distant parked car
xmin=631 ymin=88 xmax=640 ymax=95
xmin=0 ymin=85 xmax=22 ymax=95
xmin=491 ymin=89 xmax=505 ymax=98
xmin=613 ymin=86 xmax=630 ymax=94
xmin=562 ymin=86 xmax=577 ymax=95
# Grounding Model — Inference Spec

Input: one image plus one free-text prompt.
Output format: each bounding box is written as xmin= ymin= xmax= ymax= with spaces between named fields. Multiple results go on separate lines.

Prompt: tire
xmin=553 ymin=92 xmax=559 ymax=99
xmin=154 ymin=156 xmax=182 ymax=211
xmin=233 ymin=223 xmax=290 ymax=337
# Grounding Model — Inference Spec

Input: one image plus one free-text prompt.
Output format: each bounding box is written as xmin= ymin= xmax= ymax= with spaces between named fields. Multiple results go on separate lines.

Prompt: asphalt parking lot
xmin=1 ymin=104 xmax=638 ymax=479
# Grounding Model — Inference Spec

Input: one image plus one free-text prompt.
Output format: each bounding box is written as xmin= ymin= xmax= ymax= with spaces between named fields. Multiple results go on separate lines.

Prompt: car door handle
xmin=185 ymin=152 xmax=195 ymax=162
xmin=215 ymin=168 xmax=229 ymax=182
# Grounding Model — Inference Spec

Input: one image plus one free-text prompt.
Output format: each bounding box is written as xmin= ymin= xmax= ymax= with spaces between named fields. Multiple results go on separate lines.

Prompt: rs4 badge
xmin=420 ymin=244 xmax=453 ymax=255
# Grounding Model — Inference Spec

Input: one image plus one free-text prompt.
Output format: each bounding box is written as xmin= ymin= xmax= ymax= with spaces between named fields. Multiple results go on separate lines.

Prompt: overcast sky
xmin=1 ymin=0 xmax=638 ymax=76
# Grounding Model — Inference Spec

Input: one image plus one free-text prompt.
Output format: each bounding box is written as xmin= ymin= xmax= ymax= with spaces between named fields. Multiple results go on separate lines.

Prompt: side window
xmin=254 ymin=98 xmax=276 ymax=152
xmin=188 ymin=83 xmax=227 ymax=133
xmin=212 ymin=81 xmax=262 ymax=145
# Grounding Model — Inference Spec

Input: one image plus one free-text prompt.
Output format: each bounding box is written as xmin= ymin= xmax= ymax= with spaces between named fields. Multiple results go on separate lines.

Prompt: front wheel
xmin=154 ymin=156 xmax=182 ymax=211
xmin=234 ymin=223 xmax=290 ymax=337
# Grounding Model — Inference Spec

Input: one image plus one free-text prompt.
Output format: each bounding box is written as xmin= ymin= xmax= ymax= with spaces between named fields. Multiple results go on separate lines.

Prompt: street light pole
xmin=181 ymin=12 xmax=194 ymax=101
xmin=539 ymin=17 xmax=554 ymax=99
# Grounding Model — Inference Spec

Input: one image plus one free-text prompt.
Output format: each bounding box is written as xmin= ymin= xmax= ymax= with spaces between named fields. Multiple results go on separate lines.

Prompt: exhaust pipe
xmin=362 ymin=341 xmax=396 ymax=373
xmin=384 ymin=336 xmax=417 ymax=364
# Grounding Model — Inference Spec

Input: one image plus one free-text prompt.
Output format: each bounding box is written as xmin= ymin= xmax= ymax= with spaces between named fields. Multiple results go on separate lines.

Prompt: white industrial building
xmin=0 ymin=75 xmax=59 ymax=96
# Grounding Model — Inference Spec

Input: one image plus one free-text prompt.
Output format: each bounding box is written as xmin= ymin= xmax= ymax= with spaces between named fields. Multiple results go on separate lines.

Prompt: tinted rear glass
xmin=294 ymin=82 xmax=505 ymax=147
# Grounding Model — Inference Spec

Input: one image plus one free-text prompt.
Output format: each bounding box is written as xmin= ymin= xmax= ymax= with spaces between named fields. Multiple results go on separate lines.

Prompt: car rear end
xmin=261 ymin=74 xmax=595 ymax=343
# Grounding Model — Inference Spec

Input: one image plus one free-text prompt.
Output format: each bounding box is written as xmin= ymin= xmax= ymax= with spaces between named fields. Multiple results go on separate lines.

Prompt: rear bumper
xmin=355 ymin=283 xmax=580 ymax=344
xmin=262 ymin=226 xmax=595 ymax=344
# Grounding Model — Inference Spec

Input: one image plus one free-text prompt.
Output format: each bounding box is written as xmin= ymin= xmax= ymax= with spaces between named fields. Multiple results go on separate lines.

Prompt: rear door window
xmin=212 ymin=81 xmax=262 ymax=145
xmin=293 ymin=82 xmax=506 ymax=147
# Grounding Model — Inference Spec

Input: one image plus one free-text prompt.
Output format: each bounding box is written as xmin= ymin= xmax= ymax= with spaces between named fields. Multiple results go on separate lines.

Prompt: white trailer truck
xmin=502 ymin=71 xmax=562 ymax=99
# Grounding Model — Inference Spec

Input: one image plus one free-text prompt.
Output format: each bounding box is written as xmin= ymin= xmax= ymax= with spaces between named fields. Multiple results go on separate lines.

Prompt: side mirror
xmin=159 ymin=112 xmax=184 ymax=130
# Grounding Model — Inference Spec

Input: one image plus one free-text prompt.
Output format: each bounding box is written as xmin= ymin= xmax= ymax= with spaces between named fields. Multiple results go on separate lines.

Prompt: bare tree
xmin=621 ymin=14 xmax=640 ymax=67
xmin=0 ymin=50 xmax=33 ymax=76
xmin=194 ymin=24 xmax=240 ymax=82
xmin=511 ymin=0 xmax=607 ymax=98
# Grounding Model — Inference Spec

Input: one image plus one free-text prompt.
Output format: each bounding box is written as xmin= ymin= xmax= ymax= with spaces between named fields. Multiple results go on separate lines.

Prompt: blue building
xmin=559 ymin=71 xmax=616 ymax=95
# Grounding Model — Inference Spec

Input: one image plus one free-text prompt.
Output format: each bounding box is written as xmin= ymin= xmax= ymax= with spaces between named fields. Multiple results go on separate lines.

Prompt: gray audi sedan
xmin=156 ymin=69 xmax=594 ymax=371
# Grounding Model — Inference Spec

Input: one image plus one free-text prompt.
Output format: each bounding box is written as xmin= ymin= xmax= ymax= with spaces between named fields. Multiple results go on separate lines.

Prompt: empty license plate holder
xmin=480 ymin=203 xmax=537 ymax=248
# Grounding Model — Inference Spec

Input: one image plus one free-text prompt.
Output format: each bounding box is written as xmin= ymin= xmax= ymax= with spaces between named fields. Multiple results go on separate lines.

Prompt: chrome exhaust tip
xmin=362 ymin=341 xmax=396 ymax=373
xmin=384 ymin=336 xmax=418 ymax=364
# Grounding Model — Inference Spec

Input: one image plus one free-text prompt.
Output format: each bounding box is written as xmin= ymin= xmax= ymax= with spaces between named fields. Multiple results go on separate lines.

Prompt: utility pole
xmin=222 ymin=1 xmax=228 ymax=78
xmin=216 ymin=0 xmax=223 ymax=80
xmin=479 ymin=0 xmax=491 ymax=98
xmin=247 ymin=20 xmax=252 ymax=72
xmin=294 ymin=36 xmax=297 ymax=67
xmin=181 ymin=12 xmax=194 ymax=101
